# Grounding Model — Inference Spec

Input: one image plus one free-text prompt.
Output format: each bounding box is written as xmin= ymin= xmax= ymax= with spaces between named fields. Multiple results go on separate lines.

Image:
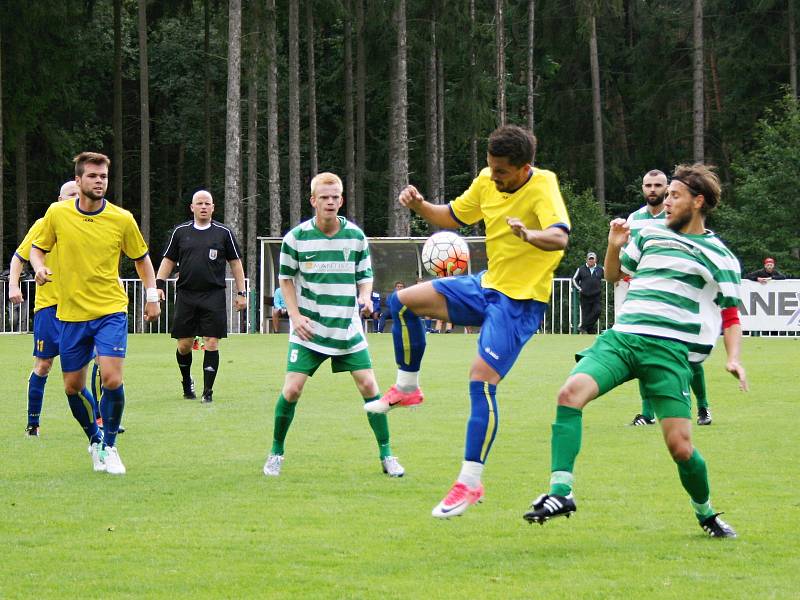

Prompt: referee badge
xmin=208 ymin=249 xmax=218 ymax=260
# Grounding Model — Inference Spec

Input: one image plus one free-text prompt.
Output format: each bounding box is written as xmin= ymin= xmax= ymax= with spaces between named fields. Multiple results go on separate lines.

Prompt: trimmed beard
xmin=646 ymin=192 xmax=665 ymax=207
xmin=666 ymin=212 xmax=691 ymax=232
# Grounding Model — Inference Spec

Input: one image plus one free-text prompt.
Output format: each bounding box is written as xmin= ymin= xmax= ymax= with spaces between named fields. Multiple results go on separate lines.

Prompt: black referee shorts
xmin=171 ymin=288 xmax=228 ymax=339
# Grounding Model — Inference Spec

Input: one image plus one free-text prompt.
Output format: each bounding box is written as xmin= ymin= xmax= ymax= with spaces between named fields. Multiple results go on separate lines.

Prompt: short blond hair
xmin=310 ymin=172 xmax=343 ymax=196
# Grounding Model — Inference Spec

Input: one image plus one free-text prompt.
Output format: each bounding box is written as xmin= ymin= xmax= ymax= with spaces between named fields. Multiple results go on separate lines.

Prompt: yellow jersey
xmin=33 ymin=199 xmax=149 ymax=322
xmin=15 ymin=218 xmax=60 ymax=312
xmin=450 ymin=167 xmax=570 ymax=301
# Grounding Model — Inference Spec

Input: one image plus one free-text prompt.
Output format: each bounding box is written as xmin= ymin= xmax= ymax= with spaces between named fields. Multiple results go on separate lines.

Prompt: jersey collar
xmin=75 ymin=198 xmax=107 ymax=216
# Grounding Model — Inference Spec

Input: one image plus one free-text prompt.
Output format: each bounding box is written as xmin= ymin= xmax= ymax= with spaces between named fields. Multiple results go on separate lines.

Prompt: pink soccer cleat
xmin=432 ymin=481 xmax=485 ymax=518
xmin=363 ymin=385 xmax=424 ymax=414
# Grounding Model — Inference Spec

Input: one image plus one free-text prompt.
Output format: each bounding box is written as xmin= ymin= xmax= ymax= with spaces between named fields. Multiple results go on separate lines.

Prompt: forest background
xmin=0 ymin=0 xmax=798 ymax=282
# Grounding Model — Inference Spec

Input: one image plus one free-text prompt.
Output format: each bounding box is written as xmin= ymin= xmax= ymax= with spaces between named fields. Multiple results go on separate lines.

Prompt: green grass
xmin=1 ymin=333 xmax=798 ymax=599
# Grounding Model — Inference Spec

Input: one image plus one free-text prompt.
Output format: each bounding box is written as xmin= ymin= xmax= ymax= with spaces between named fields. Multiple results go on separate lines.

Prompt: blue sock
xmin=67 ymin=390 xmax=102 ymax=444
xmin=91 ymin=363 xmax=101 ymax=418
xmin=27 ymin=372 xmax=48 ymax=426
xmin=389 ymin=292 xmax=426 ymax=372
xmin=81 ymin=386 xmax=99 ymax=422
xmin=464 ymin=381 xmax=498 ymax=464
xmin=101 ymin=385 xmax=125 ymax=448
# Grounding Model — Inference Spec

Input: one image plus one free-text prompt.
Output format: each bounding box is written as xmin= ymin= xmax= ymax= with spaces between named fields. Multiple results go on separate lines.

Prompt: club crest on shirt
xmin=209 ymin=249 xmax=218 ymax=260
xmin=342 ymin=248 xmax=351 ymax=262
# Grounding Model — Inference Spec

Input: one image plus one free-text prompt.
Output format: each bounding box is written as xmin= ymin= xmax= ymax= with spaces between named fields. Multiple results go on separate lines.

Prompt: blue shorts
xmin=33 ymin=305 xmax=62 ymax=359
xmin=60 ymin=312 xmax=128 ymax=372
xmin=432 ymin=273 xmax=547 ymax=378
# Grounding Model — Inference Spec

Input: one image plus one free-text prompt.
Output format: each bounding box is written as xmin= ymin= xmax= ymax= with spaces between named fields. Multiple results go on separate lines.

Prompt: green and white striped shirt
xmin=279 ymin=216 xmax=373 ymax=355
xmin=615 ymin=225 xmax=742 ymax=362
xmin=626 ymin=204 xmax=666 ymax=241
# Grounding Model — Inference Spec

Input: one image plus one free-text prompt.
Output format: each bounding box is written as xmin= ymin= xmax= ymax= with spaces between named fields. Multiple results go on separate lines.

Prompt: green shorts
xmin=286 ymin=342 xmax=373 ymax=376
xmin=570 ymin=329 xmax=692 ymax=420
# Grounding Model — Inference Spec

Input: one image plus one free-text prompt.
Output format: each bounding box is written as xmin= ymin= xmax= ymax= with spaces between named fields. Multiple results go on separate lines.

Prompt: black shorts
xmin=171 ymin=288 xmax=228 ymax=339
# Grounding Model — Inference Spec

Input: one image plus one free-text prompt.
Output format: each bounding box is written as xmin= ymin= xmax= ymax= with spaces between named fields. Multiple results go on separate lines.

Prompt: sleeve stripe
xmin=448 ymin=204 xmax=469 ymax=227
xmin=132 ymin=251 xmax=150 ymax=261
xmin=162 ymin=223 xmax=191 ymax=257
xmin=550 ymin=222 xmax=571 ymax=233
xmin=13 ymin=252 xmax=27 ymax=263
xmin=31 ymin=244 xmax=51 ymax=253
xmin=213 ymin=223 xmax=242 ymax=260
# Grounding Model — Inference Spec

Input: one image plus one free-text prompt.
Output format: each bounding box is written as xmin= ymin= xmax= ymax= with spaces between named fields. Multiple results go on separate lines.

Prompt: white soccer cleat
xmin=381 ymin=455 xmax=405 ymax=477
xmin=263 ymin=453 xmax=284 ymax=477
xmin=432 ymin=481 xmax=485 ymax=518
xmin=103 ymin=446 xmax=126 ymax=475
xmin=89 ymin=442 xmax=106 ymax=472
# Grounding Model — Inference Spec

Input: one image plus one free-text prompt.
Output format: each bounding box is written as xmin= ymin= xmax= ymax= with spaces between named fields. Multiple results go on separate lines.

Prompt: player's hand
xmin=158 ymin=289 xmax=166 ymax=302
xmin=725 ymin=360 xmax=748 ymax=392
xmin=8 ymin=286 xmax=24 ymax=305
xmin=757 ymin=277 xmax=769 ymax=285
xmin=398 ymin=185 xmax=424 ymax=211
xmin=290 ymin=313 xmax=314 ymax=341
xmin=234 ymin=295 xmax=247 ymax=312
xmin=359 ymin=297 xmax=373 ymax=318
xmin=34 ymin=267 xmax=52 ymax=286
xmin=506 ymin=217 xmax=530 ymax=243
xmin=144 ymin=301 xmax=161 ymax=322
xmin=608 ymin=218 xmax=630 ymax=249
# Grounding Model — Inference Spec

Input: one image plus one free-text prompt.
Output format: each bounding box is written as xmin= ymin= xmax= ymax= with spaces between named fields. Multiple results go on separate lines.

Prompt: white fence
xmin=0 ymin=278 xmax=250 ymax=335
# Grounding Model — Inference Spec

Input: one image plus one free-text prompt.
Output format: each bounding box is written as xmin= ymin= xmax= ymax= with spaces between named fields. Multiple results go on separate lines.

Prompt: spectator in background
xmin=272 ymin=286 xmax=288 ymax=333
xmin=572 ymin=251 xmax=605 ymax=334
xmin=377 ymin=281 xmax=404 ymax=333
xmin=745 ymin=257 xmax=786 ymax=284
xmin=369 ymin=289 xmax=381 ymax=331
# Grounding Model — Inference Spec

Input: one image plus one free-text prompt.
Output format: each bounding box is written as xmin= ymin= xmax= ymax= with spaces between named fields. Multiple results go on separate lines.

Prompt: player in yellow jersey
xmin=8 ymin=181 xmax=102 ymax=437
xmin=30 ymin=152 xmax=160 ymax=475
xmin=365 ymin=125 xmax=571 ymax=518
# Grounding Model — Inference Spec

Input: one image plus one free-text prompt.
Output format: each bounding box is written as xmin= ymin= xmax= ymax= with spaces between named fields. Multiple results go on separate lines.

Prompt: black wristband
xmin=156 ymin=278 xmax=167 ymax=292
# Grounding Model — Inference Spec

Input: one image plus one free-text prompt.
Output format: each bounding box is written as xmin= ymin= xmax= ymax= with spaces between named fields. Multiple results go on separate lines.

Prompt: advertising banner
xmin=739 ymin=279 xmax=800 ymax=333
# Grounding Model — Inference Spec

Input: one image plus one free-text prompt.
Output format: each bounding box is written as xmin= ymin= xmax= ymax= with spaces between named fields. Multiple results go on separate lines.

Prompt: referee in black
xmin=156 ymin=190 xmax=247 ymax=403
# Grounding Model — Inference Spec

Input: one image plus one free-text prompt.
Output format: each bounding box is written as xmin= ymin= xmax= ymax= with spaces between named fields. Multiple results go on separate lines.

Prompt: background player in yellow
xmin=30 ymin=152 xmax=160 ymax=475
xmin=365 ymin=125 xmax=571 ymax=518
xmin=8 ymin=181 xmax=101 ymax=437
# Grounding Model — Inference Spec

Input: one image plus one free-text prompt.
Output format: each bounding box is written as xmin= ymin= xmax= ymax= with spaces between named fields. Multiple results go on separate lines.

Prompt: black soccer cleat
xmin=201 ymin=389 xmax=213 ymax=404
xmin=630 ymin=413 xmax=656 ymax=426
xmin=523 ymin=493 xmax=577 ymax=524
xmin=697 ymin=407 xmax=712 ymax=426
xmin=25 ymin=424 xmax=40 ymax=437
xmin=182 ymin=377 xmax=196 ymax=400
xmin=699 ymin=513 xmax=737 ymax=538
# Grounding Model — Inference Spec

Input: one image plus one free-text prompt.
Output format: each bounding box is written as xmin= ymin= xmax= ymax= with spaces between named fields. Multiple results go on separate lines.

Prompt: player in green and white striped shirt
xmin=622 ymin=170 xmax=714 ymax=427
xmin=263 ymin=172 xmax=404 ymax=478
xmin=525 ymin=163 xmax=747 ymax=538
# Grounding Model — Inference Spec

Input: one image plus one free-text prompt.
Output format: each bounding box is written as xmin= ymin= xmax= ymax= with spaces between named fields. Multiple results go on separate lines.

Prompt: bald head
xmin=190 ymin=189 xmax=215 ymax=225
xmin=59 ymin=180 xmax=79 ymax=201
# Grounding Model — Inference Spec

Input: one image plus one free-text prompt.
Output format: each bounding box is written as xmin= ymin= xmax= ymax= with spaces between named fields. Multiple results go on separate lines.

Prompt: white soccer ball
xmin=421 ymin=231 xmax=470 ymax=277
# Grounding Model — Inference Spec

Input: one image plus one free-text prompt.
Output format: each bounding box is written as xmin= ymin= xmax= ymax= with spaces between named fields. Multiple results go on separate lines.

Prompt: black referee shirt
xmin=162 ymin=220 xmax=242 ymax=291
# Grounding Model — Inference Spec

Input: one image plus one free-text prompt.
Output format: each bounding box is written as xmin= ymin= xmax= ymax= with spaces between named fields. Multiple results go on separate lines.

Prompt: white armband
xmin=146 ymin=287 xmax=159 ymax=303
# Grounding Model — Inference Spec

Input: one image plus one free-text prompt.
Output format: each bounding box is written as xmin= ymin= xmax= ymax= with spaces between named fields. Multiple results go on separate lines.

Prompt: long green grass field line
xmin=1 ymin=333 xmax=798 ymax=599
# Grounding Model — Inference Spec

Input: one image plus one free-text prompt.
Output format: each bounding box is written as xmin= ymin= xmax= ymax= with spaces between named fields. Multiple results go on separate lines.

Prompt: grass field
xmin=1 ymin=332 xmax=799 ymax=599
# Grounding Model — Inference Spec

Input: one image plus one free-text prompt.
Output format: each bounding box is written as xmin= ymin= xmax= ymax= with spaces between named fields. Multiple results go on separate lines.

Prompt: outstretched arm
xmin=398 ymin=185 xmax=461 ymax=229
xmin=603 ymin=218 xmax=630 ymax=283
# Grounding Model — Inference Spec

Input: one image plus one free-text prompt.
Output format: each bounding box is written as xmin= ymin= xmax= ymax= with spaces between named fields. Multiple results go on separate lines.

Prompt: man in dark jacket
xmin=745 ymin=257 xmax=787 ymax=284
xmin=573 ymin=252 xmax=604 ymax=334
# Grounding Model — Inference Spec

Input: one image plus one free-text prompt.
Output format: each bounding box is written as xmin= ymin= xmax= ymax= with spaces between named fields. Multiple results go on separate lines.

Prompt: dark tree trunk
xmin=790 ymin=0 xmax=798 ymax=98
xmin=225 ymin=0 xmax=243 ymax=241
xmin=344 ymin=0 xmax=356 ymax=223
xmin=266 ymin=0 xmax=281 ymax=237
xmin=495 ymin=0 xmax=506 ymax=126
xmin=306 ymin=1 xmax=318 ymax=178
xmin=355 ymin=0 xmax=366 ymax=225
xmin=589 ymin=14 xmax=606 ymax=211
xmin=693 ymin=0 xmax=705 ymax=163
xmin=204 ymin=0 xmax=212 ymax=189
xmin=247 ymin=11 xmax=259 ymax=292
xmin=288 ymin=0 xmax=301 ymax=226
xmin=113 ymin=0 xmax=124 ymax=205
xmin=388 ymin=0 xmax=409 ymax=236
xmin=15 ymin=132 xmax=27 ymax=243
xmin=426 ymin=7 xmax=439 ymax=204
xmin=527 ymin=0 xmax=535 ymax=132
xmin=138 ymin=0 xmax=151 ymax=242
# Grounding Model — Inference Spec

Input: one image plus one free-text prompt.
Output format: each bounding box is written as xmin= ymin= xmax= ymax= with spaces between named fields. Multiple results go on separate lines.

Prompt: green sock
xmin=690 ymin=363 xmax=708 ymax=409
xmin=638 ymin=381 xmax=655 ymax=419
xmin=549 ymin=405 xmax=582 ymax=496
xmin=364 ymin=394 xmax=391 ymax=459
xmin=676 ymin=448 xmax=714 ymax=518
xmin=271 ymin=394 xmax=296 ymax=455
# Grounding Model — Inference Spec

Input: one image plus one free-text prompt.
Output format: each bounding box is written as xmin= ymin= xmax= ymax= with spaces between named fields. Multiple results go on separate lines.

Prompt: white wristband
xmin=146 ymin=288 xmax=159 ymax=303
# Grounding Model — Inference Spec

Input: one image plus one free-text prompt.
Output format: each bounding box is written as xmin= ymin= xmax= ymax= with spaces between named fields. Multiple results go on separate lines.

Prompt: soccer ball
xmin=421 ymin=231 xmax=470 ymax=277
